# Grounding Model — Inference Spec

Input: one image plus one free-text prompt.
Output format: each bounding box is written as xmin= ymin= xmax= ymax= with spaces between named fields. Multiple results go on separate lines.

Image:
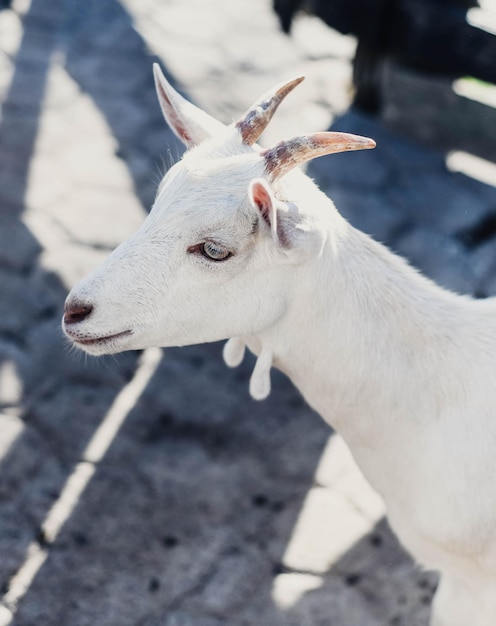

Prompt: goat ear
xmin=250 ymin=179 xmax=275 ymax=227
xmin=153 ymin=64 xmax=226 ymax=148
xmin=250 ymin=179 xmax=278 ymax=238
xmin=249 ymin=179 xmax=322 ymax=258
xmin=249 ymin=178 xmax=288 ymax=247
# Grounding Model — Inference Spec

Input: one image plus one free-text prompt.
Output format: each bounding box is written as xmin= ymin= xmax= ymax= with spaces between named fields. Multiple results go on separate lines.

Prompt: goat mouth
xmin=72 ymin=330 xmax=133 ymax=347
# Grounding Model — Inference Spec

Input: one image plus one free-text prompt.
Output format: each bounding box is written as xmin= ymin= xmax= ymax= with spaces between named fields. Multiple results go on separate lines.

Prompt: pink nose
xmin=63 ymin=300 xmax=93 ymax=325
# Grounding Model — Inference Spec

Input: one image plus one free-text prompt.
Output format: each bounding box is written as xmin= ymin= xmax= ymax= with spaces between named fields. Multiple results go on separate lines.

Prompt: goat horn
xmin=262 ymin=132 xmax=377 ymax=179
xmin=236 ymin=76 xmax=305 ymax=145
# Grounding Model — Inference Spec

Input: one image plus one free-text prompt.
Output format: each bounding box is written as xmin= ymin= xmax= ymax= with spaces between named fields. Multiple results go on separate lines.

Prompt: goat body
xmin=63 ymin=67 xmax=496 ymax=625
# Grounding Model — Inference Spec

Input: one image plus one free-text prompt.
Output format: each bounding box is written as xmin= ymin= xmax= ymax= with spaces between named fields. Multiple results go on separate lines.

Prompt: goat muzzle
xmin=63 ymin=300 xmax=94 ymax=325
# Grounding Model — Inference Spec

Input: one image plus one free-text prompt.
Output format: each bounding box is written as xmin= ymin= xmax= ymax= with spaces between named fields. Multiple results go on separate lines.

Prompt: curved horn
xmin=236 ymin=76 xmax=305 ymax=145
xmin=262 ymin=132 xmax=376 ymax=179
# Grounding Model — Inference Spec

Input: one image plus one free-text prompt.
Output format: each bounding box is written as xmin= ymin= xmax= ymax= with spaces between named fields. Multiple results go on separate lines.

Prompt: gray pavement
xmin=1 ymin=0 xmax=496 ymax=625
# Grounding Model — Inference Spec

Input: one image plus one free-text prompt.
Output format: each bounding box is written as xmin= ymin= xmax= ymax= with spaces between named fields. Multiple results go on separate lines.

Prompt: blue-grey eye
xmin=201 ymin=241 xmax=232 ymax=261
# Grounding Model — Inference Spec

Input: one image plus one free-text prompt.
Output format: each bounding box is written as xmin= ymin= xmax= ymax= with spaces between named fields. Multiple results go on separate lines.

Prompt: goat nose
xmin=63 ymin=300 xmax=93 ymax=325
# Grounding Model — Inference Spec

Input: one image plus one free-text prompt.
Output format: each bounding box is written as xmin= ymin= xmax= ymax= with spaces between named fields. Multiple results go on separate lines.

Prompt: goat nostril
xmin=64 ymin=302 xmax=94 ymax=325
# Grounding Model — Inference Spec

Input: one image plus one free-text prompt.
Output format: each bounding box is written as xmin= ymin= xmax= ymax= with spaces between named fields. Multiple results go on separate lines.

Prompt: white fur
xmin=63 ymin=67 xmax=496 ymax=625
xmin=223 ymin=337 xmax=246 ymax=368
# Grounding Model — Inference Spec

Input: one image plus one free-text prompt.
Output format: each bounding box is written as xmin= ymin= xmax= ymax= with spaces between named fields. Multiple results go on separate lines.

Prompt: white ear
xmin=249 ymin=178 xmax=323 ymax=259
xmin=249 ymin=178 xmax=281 ymax=244
xmin=153 ymin=63 xmax=227 ymax=148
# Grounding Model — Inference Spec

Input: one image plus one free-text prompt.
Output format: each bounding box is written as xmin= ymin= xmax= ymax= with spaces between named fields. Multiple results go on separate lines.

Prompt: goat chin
xmin=62 ymin=67 xmax=496 ymax=625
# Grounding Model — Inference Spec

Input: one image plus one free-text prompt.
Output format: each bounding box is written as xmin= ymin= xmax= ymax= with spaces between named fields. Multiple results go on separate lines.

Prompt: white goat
xmin=63 ymin=65 xmax=496 ymax=626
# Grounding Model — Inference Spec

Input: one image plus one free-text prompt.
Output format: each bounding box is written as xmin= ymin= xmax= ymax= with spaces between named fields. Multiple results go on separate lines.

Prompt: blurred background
xmin=1 ymin=1 xmax=496 ymax=624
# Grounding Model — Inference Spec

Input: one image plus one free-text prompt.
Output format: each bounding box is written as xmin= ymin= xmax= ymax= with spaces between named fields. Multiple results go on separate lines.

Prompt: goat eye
xmin=200 ymin=241 xmax=232 ymax=261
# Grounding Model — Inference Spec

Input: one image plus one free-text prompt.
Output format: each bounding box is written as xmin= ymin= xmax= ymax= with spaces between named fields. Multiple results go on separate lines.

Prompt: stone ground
xmin=1 ymin=0 xmax=496 ymax=625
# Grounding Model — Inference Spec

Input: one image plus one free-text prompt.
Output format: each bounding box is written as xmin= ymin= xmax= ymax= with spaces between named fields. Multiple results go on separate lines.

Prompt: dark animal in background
xmin=273 ymin=0 xmax=495 ymax=111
